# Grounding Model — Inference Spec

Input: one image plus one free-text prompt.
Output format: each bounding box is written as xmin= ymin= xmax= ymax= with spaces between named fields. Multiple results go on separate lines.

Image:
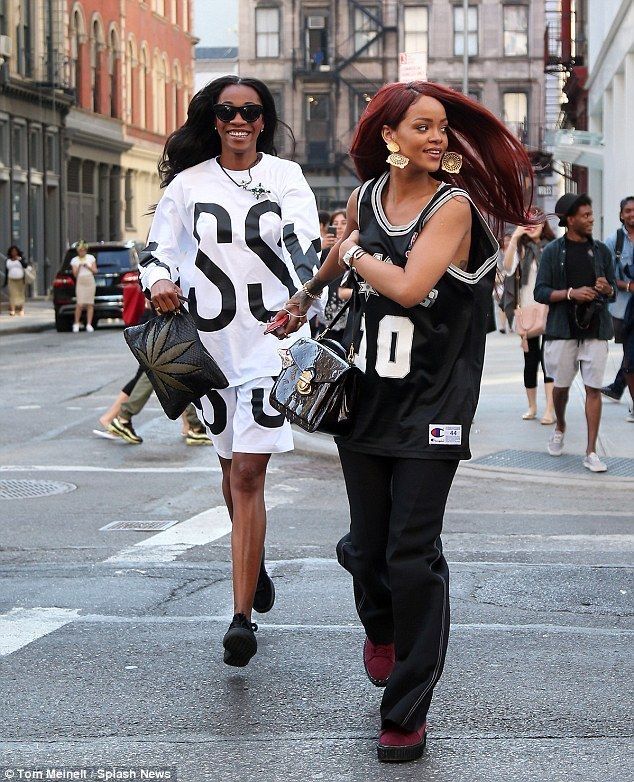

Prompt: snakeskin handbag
xmin=269 ymin=279 xmax=362 ymax=436
xmin=124 ymin=305 xmax=228 ymax=420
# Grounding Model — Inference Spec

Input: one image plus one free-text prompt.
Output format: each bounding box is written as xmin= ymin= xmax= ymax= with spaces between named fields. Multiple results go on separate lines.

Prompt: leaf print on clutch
xmin=124 ymin=307 xmax=228 ymax=420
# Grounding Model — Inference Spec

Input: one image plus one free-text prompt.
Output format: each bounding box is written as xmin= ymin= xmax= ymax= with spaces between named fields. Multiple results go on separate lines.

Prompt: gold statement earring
xmin=386 ymin=140 xmax=410 ymax=169
xmin=441 ymin=151 xmax=463 ymax=173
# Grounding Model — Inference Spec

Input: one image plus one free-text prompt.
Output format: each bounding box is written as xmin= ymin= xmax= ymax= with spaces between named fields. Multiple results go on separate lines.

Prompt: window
xmin=11 ymin=121 xmax=27 ymax=168
xmin=403 ymin=6 xmax=428 ymax=55
xmin=305 ymin=93 xmax=330 ymax=163
xmin=45 ymin=132 xmax=59 ymax=173
xmin=67 ymin=158 xmax=81 ymax=192
xmin=125 ymin=170 xmax=135 ymax=229
xmin=304 ymin=12 xmax=329 ymax=69
xmin=91 ymin=21 xmax=102 ymax=113
xmin=354 ymin=6 xmax=380 ymax=57
xmin=173 ymin=62 xmax=181 ymax=127
xmin=109 ymin=30 xmax=118 ymax=118
xmin=29 ymin=126 xmax=42 ymax=170
xmin=502 ymin=91 xmax=528 ymax=141
xmin=126 ymin=41 xmax=135 ymax=124
xmin=16 ymin=0 xmax=33 ymax=76
xmin=503 ymin=5 xmax=528 ymax=56
xmin=453 ymin=5 xmax=478 ymax=57
xmin=256 ymin=8 xmax=279 ymax=58
xmin=154 ymin=54 xmax=167 ymax=135
xmin=155 ymin=0 xmax=165 ymax=15
xmin=82 ymin=160 xmax=95 ymax=194
xmin=139 ymin=47 xmax=148 ymax=127
xmin=70 ymin=11 xmax=83 ymax=94
xmin=0 ymin=116 xmax=9 ymax=165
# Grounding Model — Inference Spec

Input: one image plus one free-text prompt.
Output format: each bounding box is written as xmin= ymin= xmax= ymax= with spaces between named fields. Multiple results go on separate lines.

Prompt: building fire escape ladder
xmin=331 ymin=1 xmax=397 ymax=174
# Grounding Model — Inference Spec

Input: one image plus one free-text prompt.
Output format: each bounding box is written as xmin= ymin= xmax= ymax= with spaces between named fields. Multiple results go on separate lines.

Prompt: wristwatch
xmin=342 ymin=244 xmax=366 ymax=269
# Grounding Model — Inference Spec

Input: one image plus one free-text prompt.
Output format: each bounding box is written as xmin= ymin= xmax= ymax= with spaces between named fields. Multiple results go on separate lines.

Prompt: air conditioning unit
xmin=0 ymin=36 xmax=12 ymax=59
xmin=307 ymin=16 xmax=326 ymax=30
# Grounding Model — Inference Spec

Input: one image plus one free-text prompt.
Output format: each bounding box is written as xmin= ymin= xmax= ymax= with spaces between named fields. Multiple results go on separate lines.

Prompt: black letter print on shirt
xmin=245 ymin=201 xmax=297 ymax=323
xmin=282 ymin=225 xmax=321 ymax=284
xmin=198 ymin=390 xmax=228 ymax=435
xmin=251 ymin=387 xmax=284 ymax=428
xmin=189 ymin=203 xmax=237 ymax=332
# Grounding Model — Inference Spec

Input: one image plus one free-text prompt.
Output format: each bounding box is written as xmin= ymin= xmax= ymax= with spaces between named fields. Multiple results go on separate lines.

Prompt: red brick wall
xmin=67 ymin=1 xmax=195 ymax=142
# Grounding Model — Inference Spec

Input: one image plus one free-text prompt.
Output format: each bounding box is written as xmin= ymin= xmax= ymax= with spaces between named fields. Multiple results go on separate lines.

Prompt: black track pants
xmin=336 ymin=445 xmax=458 ymax=731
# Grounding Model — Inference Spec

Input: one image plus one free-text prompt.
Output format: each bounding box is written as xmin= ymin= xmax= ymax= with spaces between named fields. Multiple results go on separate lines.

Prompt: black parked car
xmin=52 ymin=241 xmax=140 ymax=332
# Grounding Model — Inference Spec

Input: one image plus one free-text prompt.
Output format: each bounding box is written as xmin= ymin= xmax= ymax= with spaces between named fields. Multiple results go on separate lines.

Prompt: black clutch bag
xmin=124 ymin=305 xmax=228 ymax=420
xmin=269 ymin=278 xmax=363 ymax=436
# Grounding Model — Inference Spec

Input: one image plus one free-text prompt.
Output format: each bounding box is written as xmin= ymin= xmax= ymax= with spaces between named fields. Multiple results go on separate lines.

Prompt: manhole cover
xmin=0 ymin=479 xmax=77 ymax=499
xmin=100 ymin=520 xmax=180 ymax=532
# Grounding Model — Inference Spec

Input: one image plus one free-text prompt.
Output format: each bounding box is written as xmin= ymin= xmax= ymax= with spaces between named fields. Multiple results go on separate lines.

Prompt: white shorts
xmin=543 ymin=339 xmax=609 ymax=389
xmin=197 ymin=376 xmax=293 ymax=460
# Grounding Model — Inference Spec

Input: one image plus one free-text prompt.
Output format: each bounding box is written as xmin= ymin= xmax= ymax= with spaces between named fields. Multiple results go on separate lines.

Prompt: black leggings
xmin=121 ymin=364 xmax=145 ymax=396
xmin=336 ymin=445 xmax=458 ymax=731
xmin=524 ymin=336 xmax=553 ymax=389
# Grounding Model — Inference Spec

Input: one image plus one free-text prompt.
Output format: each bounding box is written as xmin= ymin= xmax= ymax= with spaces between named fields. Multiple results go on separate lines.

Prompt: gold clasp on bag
xmin=296 ymin=369 xmax=314 ymax=395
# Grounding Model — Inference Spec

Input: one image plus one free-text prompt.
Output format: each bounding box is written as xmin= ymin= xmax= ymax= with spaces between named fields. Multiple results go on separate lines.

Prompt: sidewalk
xmin=0 ymin=297 xmax=55 ymax=336
xmin=293 ymin=330 xmax=634 ymax=484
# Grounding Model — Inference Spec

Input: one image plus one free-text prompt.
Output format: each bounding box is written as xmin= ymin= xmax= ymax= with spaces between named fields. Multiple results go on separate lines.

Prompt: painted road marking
xmin=104 ymin=506 xmax=232 ymax=564
xmin=0 ymin=465 xmax=222 ymax=474
xmin=0 ymin=607 xmax=80 ymax=656
xmin=69 ymin=615 xmax=632 ymax=637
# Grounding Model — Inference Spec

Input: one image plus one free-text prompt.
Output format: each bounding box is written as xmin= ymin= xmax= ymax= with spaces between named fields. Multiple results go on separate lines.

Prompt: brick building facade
xmin=65 ymin=0 xmax=195 ymax=246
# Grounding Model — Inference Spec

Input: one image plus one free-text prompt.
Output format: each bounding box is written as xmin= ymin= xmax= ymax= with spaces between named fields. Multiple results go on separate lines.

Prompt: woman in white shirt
xmin=140 ymin=75 xmax=321 ymax=667
xmin=4 ymin=245 xmax=27 ymax=316
xmin=503 ymin=220 xmax=556 ymax=423
xmin=70 ymin=241 xmax=97 ymax=332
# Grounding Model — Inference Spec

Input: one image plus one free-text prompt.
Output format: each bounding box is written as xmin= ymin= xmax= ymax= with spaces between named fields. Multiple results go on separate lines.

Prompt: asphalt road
xmin=0 ymin=326 xmax=632 ymax=781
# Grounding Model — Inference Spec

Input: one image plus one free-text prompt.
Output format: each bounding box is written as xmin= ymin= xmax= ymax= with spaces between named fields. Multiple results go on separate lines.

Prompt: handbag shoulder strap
xmin=318 ymin=275 xmax=363 ymax=362
xmin=615 ymin=228 xmax=625 ymax=263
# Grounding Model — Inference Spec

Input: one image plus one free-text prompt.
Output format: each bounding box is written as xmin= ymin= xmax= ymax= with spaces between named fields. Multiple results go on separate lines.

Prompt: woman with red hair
xmin=274 ymin=81 xmax=534 ymax=762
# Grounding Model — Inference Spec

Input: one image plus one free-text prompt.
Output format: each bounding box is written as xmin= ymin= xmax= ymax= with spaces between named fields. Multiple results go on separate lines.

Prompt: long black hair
xmin=158 ymin=76 xmax=293 ymax=188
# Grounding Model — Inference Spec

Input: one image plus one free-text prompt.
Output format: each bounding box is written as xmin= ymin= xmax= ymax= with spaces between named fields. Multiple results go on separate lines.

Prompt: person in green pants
xmin=108 ymin=371 xmax=210 ymax=445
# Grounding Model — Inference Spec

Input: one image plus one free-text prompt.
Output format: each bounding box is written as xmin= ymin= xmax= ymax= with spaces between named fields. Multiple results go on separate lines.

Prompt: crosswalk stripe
xmin=0 ymin=607 xmax=80 ymax=656
xmin=104 ymin=505 xmax=232 ymax=564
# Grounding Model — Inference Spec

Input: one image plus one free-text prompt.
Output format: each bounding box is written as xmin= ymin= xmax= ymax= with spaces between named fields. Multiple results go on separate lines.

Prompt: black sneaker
xmin=600 ymin=385 xmax=622 ymax=402
xmin=108 ymin=417 xmax=143 ymax=444
xmin=223 ymin=613 xmax=258 ymax=667
xmin=253 ymin=554 xmax=275 ymax=614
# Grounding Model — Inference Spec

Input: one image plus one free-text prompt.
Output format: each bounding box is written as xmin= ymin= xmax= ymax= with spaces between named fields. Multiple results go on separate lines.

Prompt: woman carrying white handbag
xmin=503 ymin=219 xmax=556 ymax=423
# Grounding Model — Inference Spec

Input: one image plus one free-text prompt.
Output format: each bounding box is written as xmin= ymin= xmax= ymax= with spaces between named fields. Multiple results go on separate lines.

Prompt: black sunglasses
xmin=212 ymin=103 xmax=264 ymax=123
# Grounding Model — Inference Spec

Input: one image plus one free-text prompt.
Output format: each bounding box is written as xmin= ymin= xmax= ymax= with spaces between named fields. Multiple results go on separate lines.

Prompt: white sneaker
xmin=86 ymin=324 xmax=94 ymax=332
xmin=583 ymin=452 xmax=608 ymax=472
xmin=72 ymin=323 xmax=80 ymax=333
xmin=627 ymin=407 xmax=634 ymax=423
xmin=547 ymin=430 xmax=564 ymax=456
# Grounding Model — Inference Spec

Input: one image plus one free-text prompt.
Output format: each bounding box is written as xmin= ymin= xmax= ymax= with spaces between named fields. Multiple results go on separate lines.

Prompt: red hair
xmin=350 ymin=81 xmax=535 ymax=231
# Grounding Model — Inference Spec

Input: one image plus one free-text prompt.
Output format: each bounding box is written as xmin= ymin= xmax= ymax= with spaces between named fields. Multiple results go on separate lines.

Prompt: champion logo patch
xmin=429 ymin=425 xmax=462 ymax=445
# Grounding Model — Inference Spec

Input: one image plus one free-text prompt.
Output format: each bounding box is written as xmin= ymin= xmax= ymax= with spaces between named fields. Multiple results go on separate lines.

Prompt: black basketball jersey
xmin=335 ymin=173 xmax=499 ymax=460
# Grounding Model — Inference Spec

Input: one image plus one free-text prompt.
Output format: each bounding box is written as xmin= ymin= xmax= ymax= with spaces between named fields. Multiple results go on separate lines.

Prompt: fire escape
xmin=543 ymin=0 xmax=589 ymax=189
xmin=544 ymin=0 xmax=587 ymax=127
xmin=293 ymin=0 xmax=397 ymax=177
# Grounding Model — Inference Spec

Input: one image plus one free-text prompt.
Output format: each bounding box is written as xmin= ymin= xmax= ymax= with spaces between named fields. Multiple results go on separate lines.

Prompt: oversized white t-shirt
xmin=139 ymin=154 xmax=320 ymax=386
